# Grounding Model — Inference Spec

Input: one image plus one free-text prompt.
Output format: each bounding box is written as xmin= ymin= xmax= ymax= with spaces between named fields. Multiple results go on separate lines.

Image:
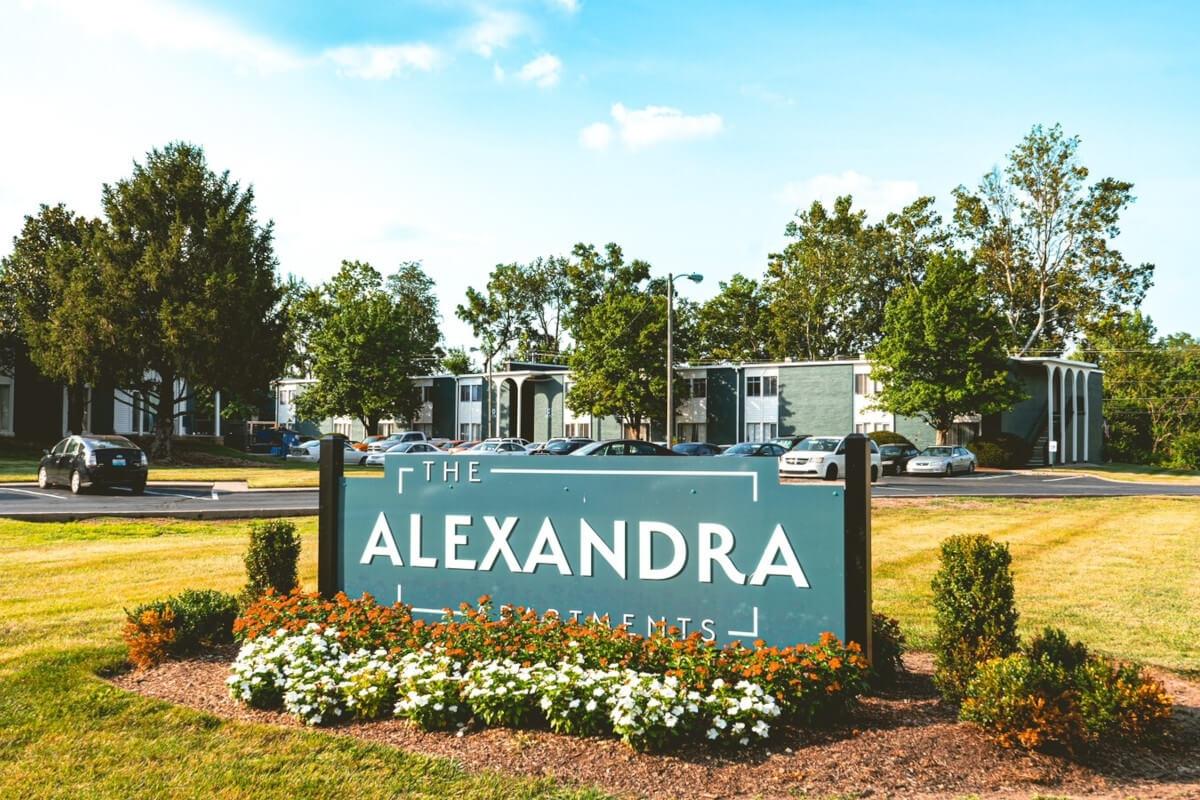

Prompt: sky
xmin=1 ymin=0 xmax=1197 ymax=353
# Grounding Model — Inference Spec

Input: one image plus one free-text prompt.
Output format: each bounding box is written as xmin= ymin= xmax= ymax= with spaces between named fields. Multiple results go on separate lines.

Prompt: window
xmin=873 ymin=422 xmax=890 ymax=432
xmin=746 ymin=376 xmax=761 ymax=396
xmin=334 ymin=421 xmax=352 ymax=438
xmin=682 ymin=377 xmax=706 ymax=400
xmin=763 ymin=376 xmax=778 ymax=397
xmin=420 ymin=385 xmax=434 ymax=404
xmin=458 ymin=422 xmax=481 ymax=440
xmin=564 ymin=422 xmax=591 ymax=439
xmin=854 ymin=423 xmax=867 ymax=434
xmin=745 ymin=422 xmax=777 ymax=441
xmin=459 ymin=384 xmax=482 ymax=403
xmin=676 ymin=422 xmax=706 ymax=443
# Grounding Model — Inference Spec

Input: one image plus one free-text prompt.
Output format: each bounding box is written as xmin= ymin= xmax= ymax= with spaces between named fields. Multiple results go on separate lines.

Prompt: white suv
xmin=367 ymin=431 xmax=430 ymax=452
xmin=779 ymin=435 xmax=882 ymax=481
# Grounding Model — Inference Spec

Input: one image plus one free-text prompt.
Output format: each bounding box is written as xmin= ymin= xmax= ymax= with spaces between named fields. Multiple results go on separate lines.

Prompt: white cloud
xmin=492 ymin=62 xmax=506 ymax=82
xmin=579 ymin=122 xmax=613 ymax=150
xmin=322 ymin=44 xmax=439 ymax=79
xmin=35 ymin=0 xmax=303 ymax=72
xmin=549 ymin=0 xmax=581 ymax=13
xmin=516 ymin=53 xmax=562 ymax=88
xmin=462 ymin=8 xmax=526 ymax=57
xmin=778 ymin=171 xmax=921 ymax=218
xmin=581 ymin=103 xmax=723 ymax=150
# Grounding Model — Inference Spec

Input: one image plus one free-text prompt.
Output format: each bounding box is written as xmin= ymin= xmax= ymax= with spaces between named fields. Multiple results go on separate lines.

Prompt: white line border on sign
xmin=487 ymin=467 xmax=760 ymax=502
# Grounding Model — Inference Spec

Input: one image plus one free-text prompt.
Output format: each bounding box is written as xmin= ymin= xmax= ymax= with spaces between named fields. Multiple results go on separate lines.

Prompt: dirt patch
xmin=110 ymin=651 xmax=1200 ymax=799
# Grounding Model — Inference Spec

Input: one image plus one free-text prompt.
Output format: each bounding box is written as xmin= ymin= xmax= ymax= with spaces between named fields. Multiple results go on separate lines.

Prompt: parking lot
xmin=871 ymin=470 xmax=1200 ymax=498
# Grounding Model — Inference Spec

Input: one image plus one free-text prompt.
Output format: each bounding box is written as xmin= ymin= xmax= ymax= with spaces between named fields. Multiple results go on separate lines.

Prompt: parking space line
xmin=1043 ymin=476 xmax=1082 ymax=483
xmin=0 ymin=487 xmax=67 ymax=500
xmin=142 ymin=489 xmax=214 ymax=500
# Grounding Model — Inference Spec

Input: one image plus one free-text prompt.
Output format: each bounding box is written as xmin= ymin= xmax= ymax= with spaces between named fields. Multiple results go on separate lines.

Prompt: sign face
xmin=1049 ymin=440 xmax=1059 ymax=454
xmin=336 ymin=455 xmax=850 ymax=647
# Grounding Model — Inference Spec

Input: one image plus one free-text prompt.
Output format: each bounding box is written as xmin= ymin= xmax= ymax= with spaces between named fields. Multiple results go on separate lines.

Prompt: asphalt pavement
xmin=0 ymin=482 xmax=317 ymax=521
xmin=2 ymin=470 xmax=1198 ymax=521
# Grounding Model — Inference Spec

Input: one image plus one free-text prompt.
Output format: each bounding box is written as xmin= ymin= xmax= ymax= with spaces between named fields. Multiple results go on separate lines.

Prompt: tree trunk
xmin=366 ymin=416 xmax=381 ymax=437
xmin=66 ymin=383 xmax=87 ymax=434
xmin=150 ymin=373 xmax=175 ymax=461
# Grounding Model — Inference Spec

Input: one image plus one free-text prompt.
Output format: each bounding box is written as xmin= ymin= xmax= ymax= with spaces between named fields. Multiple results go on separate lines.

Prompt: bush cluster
xmin=867 ymin=431 xmax=913 ymax=447
xmin=961 ymin=628 xmax=1172 ymax=751
xmin=870 ymin=612 xmax=907 ymax=689
xmin=243 ymin=519 xmax=301 ymax=601
xmin=123 ymin=589 xmax=240 ymax=668
xmin=971 ymin=433 xmax=1031 ymax=467
xmin=930 ymin=534 xmax=1020 ymax=702
xmin=231 ymin=592 xmax=870 ymax=740
xmin=228 ymin=622 xmax=786 ymax=750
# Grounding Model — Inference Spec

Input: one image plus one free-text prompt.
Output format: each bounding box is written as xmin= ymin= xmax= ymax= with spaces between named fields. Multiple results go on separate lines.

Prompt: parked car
xmin=672 ymin=441 xmax=722 ymax=456
xmin=353 ymin=435 xmax=389 ymax=452
xmin=879 ymin=443 xmax=921 ymax=475
xmin=289 ymin=439 xmax=367 ymax=465
xmin=778 ymin=435 xmax=882 ymax=481
xmin=719 ymin=442 xmax=789 ymax=458
xmin=469 ymin=440 xmax=528 ymax=455
xmin=365 ymin=440 xmax=442 ymax=466
xmin=530 ymin=438 xmax=594 ymax=455
xmin=448 ymin=440 xmax=479 ymax=454
xmin=904 ymin=446 xmax=977 ymax=476
xmin=571 ymin=439 xmax=679 ymax=456
xmin=38 ymin=434 xmax=149 ymax=494
xmin=770 ymin=435 xmax=811 ymax=450
xmin=367 ymin=431 xmax=430 ymax=453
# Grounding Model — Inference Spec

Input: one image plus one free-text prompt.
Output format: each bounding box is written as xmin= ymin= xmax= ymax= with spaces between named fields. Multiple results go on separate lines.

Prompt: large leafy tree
xmin=0 ymin=204 xmax=108 ymax=433
xmin=93 ymin=142 xmax=290 ymax=458
xmin=953 ymin=124 xmax=1154 ymax=356
xmin=694 ymin=273 xmax=770 ymax=363
xmin=440 ymin=346 xmax=476 ymax=375
xmin=764 ymin=195 xmax=943 ymax=361
xmin=295 ymin=260 xmax=442 ymax=434
xmin=870 ymin=251 xmax=1022 ymax=443
xmin=564 ymin=244 xmax=691 ymax=433
xmin=1077 ymin=313 xmax=1200 ymax=464
xmin=456 ymin=256 xmax=571 ymax=367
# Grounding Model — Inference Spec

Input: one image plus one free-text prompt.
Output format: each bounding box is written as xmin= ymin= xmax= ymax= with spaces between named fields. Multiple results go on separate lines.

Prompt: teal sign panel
xmin=339 ymin=455 xmax=846 ymax=646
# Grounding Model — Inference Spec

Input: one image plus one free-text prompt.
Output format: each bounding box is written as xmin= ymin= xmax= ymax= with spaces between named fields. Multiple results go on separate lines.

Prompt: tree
xmin=294 ymin=260 xmax=442 ymax=434
xmin=694 ymin=273 xmax=770 ymax=362
xmin=563 ymin=244 xmax=690 ymax=434
xmin=870 ymin=251 xmax=1023 ymax=443
xmin=456 ymin=256 xmax=571 ymax=367
xmin=764 ymin=195 xmax=942 ymax=361
xmin=0 ymin=204 xmax=107 ymax=433
xmin=1078 ymin=313 xmax=1200 ymax=464
xmin=92 ymin=142 xmax=290 ymax=458
xmin=953 ymin=124 xmax=1154 ymax=356
xmin=456 ymin=262 xmax=531 ymax=376
xmin=440 ymin=347 xmax=475 ymax=375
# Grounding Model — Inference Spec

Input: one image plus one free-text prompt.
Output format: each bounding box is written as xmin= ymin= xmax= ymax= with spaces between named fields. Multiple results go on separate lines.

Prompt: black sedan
xmin=672 ymin=441 xmax=721 ymax=456
xmin=879 ymin=443 xmax=921 ymax=475
xmin=719 ymin=442 xmax=789 ymax=457
xmin=571 ymin=439 xmax=679 ymax=456
xmin=530 ymin=437 xmax=594 ymax=455
xmin=38 ymin=435 xmax=149 ymax=494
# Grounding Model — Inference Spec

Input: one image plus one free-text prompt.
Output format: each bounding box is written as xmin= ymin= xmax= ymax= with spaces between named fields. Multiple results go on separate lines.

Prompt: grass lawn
xmin=873 ymin=496 xmax=1200 ymax=675
xmin=0 ymin=497 xmax=1196 ymax=797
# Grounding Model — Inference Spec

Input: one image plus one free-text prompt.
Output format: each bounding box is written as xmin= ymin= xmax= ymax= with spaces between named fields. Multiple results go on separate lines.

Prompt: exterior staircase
xmin=1026 ymin=429 xmax=1048 ymax=467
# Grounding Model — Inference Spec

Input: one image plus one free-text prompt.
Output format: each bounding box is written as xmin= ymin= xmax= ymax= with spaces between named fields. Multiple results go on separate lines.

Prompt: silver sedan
xmin=365 ymin=440 xmax=442 ymax=466
xmin=904 ymin=446 xmax=977 ymax=476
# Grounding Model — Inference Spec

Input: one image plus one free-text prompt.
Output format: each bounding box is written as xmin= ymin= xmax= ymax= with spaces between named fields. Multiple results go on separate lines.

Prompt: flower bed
xmin=227 ymin=592 xmax=869 ymax=750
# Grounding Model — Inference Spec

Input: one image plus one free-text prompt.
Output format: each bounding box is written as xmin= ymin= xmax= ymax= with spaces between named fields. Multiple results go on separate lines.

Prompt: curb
xmin=1 ymin=506 xmax=318 ymax=523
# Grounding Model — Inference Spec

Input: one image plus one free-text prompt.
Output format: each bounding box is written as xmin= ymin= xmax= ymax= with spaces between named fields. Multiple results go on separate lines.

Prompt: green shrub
xmin=868 ymin=430 xmax=912 ymax=446
xmin=124 ymin=589 xmax=239 ymax=667
xmin=244 ymin=519 xmax=301 ymax=600
xmin=962 ymin=633 xmax=1172 ymax=752
xmin=971 ymin=433 xmax=1031 ymax=467
xmin=869 ymin=612 xmax=906 ymax=689
xmin=1165 ymin=430 xmax=1200 ymax=470
xmin=930 ymin=534 xmax=1020 ymax=702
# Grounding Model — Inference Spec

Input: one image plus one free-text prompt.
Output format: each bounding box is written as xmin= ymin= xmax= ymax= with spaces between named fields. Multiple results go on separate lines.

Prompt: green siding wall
xmin=705 ymin=367 xmax=738 ymax=444
xmin=1000 ymin=363 xmax=1047 ymax=446
xmin=431 ymin=378 xmax=456 ymax=438
xmin=530 ymin=378 xmax=564 ymax=441
xmin=895 ymin=415 xmax=936 ymax=449
xmin=1088 ymin=372 xmax=1104 ymax=463
xmin=777 ymin=365 xmax=853 ymax=436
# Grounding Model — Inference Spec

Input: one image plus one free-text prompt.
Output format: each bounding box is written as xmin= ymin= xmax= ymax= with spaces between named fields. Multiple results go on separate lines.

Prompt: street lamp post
xmin=666 ymin=272 xmax=703 ymax=445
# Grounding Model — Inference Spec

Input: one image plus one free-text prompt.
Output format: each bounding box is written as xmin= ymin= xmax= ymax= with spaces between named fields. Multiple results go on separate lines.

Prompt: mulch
xmin=109 ymin=651 xmax=1200 ymax=799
